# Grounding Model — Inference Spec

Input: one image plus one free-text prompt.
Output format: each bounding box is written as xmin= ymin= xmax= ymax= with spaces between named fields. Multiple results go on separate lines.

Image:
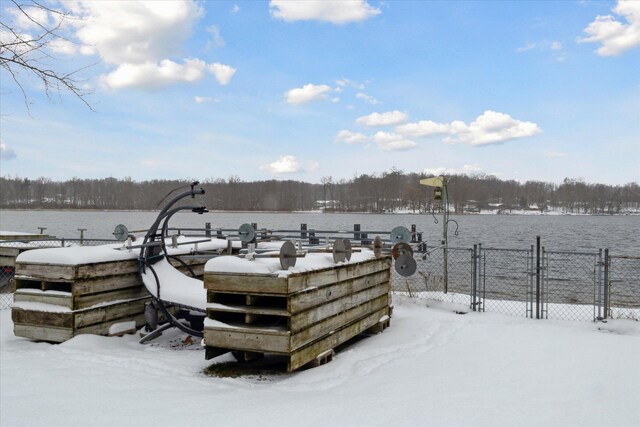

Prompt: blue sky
xmin=0 ymin=0 xmax=638 ymax=185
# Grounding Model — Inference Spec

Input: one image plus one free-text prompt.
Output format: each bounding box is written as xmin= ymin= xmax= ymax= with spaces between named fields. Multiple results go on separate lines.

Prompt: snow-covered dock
xmin=203 ymin=248 xmax=393 ymax=371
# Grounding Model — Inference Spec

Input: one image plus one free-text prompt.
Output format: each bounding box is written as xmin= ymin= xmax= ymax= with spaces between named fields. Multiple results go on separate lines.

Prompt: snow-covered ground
xmin=1 ymin=297 xmax=639 ymax=427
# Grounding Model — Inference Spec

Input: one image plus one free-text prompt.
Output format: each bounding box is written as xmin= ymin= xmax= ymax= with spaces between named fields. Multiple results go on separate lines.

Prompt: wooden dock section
xmin=203 ymin=255 xmax=392 ymax=372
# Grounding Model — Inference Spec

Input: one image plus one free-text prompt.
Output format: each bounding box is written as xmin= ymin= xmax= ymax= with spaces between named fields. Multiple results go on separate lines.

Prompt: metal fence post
xmin=536 ymin=236 xmax=541 ymax=320
xmin=301 ymin=223 xmax=308 ymax=240
xmin=471 ymin=244 xmax=477 ymax=311
xmin=353 ymin=224 xmax=360 ymax=241
xmin=596 ymin=249 xmax=603 ymax=321
xmin=604 ymin=249 xmax=609 ymax=320
xmin=205 ymin=222 xmax=211 ymax=238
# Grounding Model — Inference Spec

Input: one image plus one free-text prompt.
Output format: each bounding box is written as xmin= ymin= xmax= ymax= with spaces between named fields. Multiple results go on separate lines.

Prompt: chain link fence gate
xmin=606 ymin=255 xmax=640 ymax=320
xmin=392 ymin=241 xmax=639 ymax=322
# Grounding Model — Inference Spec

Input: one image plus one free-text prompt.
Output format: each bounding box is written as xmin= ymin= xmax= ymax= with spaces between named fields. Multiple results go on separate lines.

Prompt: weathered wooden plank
xmin=14 ymin=290 xmax=73 ymax=309
xmin=290 ymin=294 xmax=389 ymax=351
xmin=0 ymin=247 xmax=21 ymax=257
xmin=72 ymin=273 xmax=142 ymax=296
xmin=288 ymin=269 xmax=390 ymax=314
xmin=204 ymin=272 xmax=289 ymax=294
xmin=288 ymin=306 xmax=389 ymax=372
xmin=15 ymin=263 xmax=76 ymax=281
xmin=13 ymin=324 xmax=73 ymax=343
xmin=290 ymin=282 xmax=390 ymax=333
xmin=286 ymin=257 xmax=391 ymax=293
xmin=74 ymin=260 xmax=139 ymax=280
xmin=206 ymin=303 xmax=290 ymax=317
xmin=0 ymin=255 xmax=17 ymax=266
xmin=203 ymin=327 xmax=291 ymax=354
xmin=12 ymin=307 xmax=73 ymax=328
xmin=74 ymin=298 xmax=149 ymax=328
xmin=73 ymin=286 xmax=149 ymax=310
xmin=75 ymin=313 xmax=146 ymax=336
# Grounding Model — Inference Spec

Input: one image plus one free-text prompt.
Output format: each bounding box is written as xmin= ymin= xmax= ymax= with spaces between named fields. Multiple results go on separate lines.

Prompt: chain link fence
xmin=391 ymin=246 xmax=472 ymax=306
xmin=2 ymin=237 xmax=639 ymax=321
xmin=391 ymin=244 xmax=640 ymax=322
xmin=607 ymin=255 xmax=640 ymax=320
xmin=0 ymin=238 xmax=118 ymax=309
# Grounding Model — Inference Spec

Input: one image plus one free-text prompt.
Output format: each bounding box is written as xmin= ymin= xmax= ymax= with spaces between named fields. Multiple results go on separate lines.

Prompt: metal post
xmin=216 ymin=228 xmax=223 ymax=239
xmin=78 ymin=228 xmax=87 ymax=245
xmin=411 ymin=224 xmax=417 ymax=243
xmin=536 ymin=236 xmax=541 ymax=320
xmin=205 ymin=222 xmax=211 ymax=238
xmin=596 ymin=249 xmax=603 ymax=321
xmin=443 ymin=178 xmax=449 ymax=294
xmin=354 ymin=224 xmax=361 ymax=241
xmin=604 ymin=249 xmax=609 ymax=320
xmin=301 ymin=223 xmax=307 ymax=240
xmin=472 ymin=244 xmax=477 ymax=311
xmin=38 ymin=227 xmax=46 ymax=234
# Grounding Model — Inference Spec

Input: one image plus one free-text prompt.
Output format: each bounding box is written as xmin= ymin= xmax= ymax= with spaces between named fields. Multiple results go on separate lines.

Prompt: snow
xmin=108 ymin=321 xmax=137 ymax=335
xmin=2 ymin=297 xmax=639 ymax=427
xmin=205 ymin=248 xmax=378 ymax=277
xmin=15 ymin=236 xmax=238 ymax=265
xmin=140 ymin=258 xmax=206 ymax=310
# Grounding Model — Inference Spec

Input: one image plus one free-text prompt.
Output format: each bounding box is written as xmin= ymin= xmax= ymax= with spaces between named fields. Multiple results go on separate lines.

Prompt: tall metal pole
xmin=536 ymin=235 xmax=541 ymax=319
xmin=443 ymin=177 xmax=449 ymax=294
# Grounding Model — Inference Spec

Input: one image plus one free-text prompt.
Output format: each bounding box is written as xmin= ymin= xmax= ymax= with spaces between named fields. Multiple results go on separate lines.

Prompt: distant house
xmin=313 ymin=200 xmax=341 ymax=211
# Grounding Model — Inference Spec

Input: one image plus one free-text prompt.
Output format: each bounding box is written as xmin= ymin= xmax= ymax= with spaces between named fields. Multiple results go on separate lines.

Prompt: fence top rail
xmin=609 ymin=255 xmax=640 ymax=260
xmin=479 ymin=247 xmax=533 ymax=253
xmin=543 ymin=249 xmax=600 ymax=256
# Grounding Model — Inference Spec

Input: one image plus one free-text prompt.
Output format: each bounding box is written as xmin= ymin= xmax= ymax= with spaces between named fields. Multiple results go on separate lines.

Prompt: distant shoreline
xmin=1 ymin=208 xmax=638 ymax=216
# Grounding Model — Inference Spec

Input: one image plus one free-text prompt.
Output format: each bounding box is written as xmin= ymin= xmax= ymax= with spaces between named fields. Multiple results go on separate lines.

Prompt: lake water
xmin=1 ymin=210 xmax=638 ymax=255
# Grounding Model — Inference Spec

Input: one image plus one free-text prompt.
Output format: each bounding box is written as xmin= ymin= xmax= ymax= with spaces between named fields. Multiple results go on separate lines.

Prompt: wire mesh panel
xmin=542 ymin=251 xmax=599 ymax=321
xmin=0 ymin=265 xmax=14 ymax=309
xmin=608 ymin=256 xmax=640 ymax=320
xmin=391 ymin=246 xmax=473 ymax=307
xmin=480 ymin=248 xmax=533 ymax=317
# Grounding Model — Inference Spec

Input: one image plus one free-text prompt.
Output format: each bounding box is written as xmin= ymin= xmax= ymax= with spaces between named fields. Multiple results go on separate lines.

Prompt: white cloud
xmin=231 ymin=5 xmax=240 ymax=13
xmin=285 ymin=84 xmax=332 ymax=104
xmin=373 ymin=132 xmax=417 ymax=151
xmin=447 ymin=111 xmax=541 ymax=146
xmin=356 ymin=92 xmax=380 ymax=105
xmin=516 ymin=43 xmax=537 ymax=53
xmin=544 ymin=151 xmax=567 ymax=158
xmin=335 ymin=130 xmax=368 ymax=144
xmin=335 ymin=78 xmax=365 ymax=89
xmin=356 ymin=111 xmax=408 ymax=127
xmin=208 ymin=63 xmax=237 ymax=85
xmin=102 ymin=59 xmax=207 ymax=89
xmin=71 ymin=1 xmax=203 ymax=64
xmin=307 ymin=161 xmax=320 ymax=172
xmin=269 ymin=0 xmax=380 ymax=24
xmin=578 ymin=0 xmax=640 ymax=56
xmin=396 ymin=111 xmax=541 ymax=146
xmin=0 ymin=142 xmax=17 ymax=160
xmin=53 ymin=1 xmax=236 ymax=89
xmin=396 ymin=120 xmax=451 ymax=136
xmin=260 ymin=155 xmax=302 ymax=174
xmin=194 ymin=96 xmax=212 ymax=104
xmin=516 ymin=40 xmax=567 ymax=61
xmin=206 ymin=25 xmax=225 ymax=49
xmin=423 ymin=164 xmax=483 ymax=176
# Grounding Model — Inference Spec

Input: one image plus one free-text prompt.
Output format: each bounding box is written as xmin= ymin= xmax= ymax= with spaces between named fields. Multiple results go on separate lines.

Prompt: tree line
xmin=1 ymin=172 xmax=639 ymax=214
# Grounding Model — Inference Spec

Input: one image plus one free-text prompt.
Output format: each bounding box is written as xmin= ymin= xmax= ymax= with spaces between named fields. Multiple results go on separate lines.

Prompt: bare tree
xmin=0 ymin=0 xmax=93 ymax=111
